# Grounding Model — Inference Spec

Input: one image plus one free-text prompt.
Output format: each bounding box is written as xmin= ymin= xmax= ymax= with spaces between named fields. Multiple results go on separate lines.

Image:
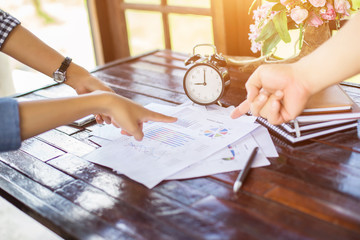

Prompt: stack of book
xmin=256 ymin=84 xmax=360 ymax=144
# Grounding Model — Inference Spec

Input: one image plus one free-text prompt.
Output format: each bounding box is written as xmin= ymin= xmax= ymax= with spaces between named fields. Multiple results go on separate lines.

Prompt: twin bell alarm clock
xmin=183 ymin=44 xmax=230 ymax=105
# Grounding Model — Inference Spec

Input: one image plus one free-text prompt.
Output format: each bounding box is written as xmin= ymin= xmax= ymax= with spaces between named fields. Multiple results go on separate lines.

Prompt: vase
xmin=287 ymin=22 xmax=332 ymax=62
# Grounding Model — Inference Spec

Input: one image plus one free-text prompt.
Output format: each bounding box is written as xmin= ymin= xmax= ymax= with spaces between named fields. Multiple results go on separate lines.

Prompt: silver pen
xmin=233 ymin=146 xmax=259 ymax=193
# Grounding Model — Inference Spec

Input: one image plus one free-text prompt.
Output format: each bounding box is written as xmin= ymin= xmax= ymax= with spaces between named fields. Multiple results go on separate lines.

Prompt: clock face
xmin=183 ymin=63 xmax=224 ymax=105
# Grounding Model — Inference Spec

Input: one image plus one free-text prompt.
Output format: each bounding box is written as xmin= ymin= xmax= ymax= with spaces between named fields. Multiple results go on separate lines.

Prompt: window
xmin=87 ymin=0 xmax=257 ymax=64
xmin=0 ymin=0 xmax=95 ymax=97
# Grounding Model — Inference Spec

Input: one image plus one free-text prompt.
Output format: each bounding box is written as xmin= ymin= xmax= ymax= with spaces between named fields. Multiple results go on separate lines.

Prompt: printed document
xmin=84 ymin=106 xmax=258 ymax=188
xmin=167 ymin=128 xmax=272 ymax=180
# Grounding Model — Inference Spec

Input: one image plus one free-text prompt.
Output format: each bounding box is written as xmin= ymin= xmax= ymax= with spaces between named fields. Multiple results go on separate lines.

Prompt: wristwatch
xmin=53 ymin=57 xmax=72 ymax=83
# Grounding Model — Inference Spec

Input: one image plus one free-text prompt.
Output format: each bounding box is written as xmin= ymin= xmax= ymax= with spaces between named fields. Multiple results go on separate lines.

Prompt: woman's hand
xmin=18 ymin=91 xmax=177 ymax=141
xmin=66 ymin=65 xmax=114 ymax=124
xmin=100 ymin=92 xmax=177 ymax=141
xmin=231 ymin=63 xmax=312 ymax=125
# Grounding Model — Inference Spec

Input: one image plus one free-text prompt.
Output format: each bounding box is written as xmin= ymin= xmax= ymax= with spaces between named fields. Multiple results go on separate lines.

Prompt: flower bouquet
xmin=249 ymin=0 xmax=359 ymax=56
xmin=227 ymin=0 xmax=359 ymax=72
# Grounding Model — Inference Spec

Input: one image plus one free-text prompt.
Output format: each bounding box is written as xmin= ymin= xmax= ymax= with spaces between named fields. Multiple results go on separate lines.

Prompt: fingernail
xmin=275 ymin=90 xmax=283 ymax=97
xmin=258 ymin=94 xmax=266 ymax=102
xmin=272 ymin=100 xmax=278 ymax=108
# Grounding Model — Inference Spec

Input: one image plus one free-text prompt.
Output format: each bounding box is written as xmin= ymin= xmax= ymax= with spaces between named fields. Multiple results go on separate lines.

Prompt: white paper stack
xmin=84 ymin=102 xmax=278 ymax=189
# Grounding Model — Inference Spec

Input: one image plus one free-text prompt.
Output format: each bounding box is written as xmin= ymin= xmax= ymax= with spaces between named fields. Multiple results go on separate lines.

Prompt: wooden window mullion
xmin=109 ymin=0 xmax=130 ymax=59
xmin=210 ymin=0 xmax=227 ymax=54
xmin=161 ymin=0 xmax=172 ymax=50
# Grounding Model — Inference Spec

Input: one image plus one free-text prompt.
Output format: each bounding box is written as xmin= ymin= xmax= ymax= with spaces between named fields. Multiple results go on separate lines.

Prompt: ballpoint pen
xmin=233 ymin=146 xmax=259 ymax=193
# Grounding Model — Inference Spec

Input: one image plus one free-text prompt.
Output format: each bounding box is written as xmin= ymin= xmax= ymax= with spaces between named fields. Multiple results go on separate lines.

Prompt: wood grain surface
xmin=1 ymin=50 xmax=359 ymax=240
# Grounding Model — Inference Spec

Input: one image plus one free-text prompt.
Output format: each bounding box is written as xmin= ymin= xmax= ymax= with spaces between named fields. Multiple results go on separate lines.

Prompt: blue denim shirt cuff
xmin=0 ymin=98 xmax=21 ymax=152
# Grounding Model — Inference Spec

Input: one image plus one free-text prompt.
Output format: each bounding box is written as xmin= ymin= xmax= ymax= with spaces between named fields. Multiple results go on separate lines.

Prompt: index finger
xmin=230 ymin=99 xmax=250 ymax=119
xmin=145 ymin=111 xmax=178 ymax=123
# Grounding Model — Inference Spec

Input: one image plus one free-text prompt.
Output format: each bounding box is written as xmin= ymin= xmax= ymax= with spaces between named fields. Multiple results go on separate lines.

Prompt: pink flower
xmin=280 ymin=0 xmax=288 ymax=5
xmin=307 ymin=12 xmax=324 ymax=27
xmin=309 ymin=0 xmax=326 ymax=7
xmin=321 ymin=3 xmax=336 ymax=20
xmin=250 ymin=41 xmax=262 ymax=53
xmin=252 ymin=2 xmax=275 ymax=22
xmin=334 ymin=0 xmax=350 ymax=16
xmin=290 ymin=6 xmax=309 ymax=24
xmin=249 ymin=3 xmax=276 ymax=53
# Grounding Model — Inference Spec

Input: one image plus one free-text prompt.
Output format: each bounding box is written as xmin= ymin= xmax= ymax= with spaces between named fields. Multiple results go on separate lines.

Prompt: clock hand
xmin=194 ymin=82 xmax=206 ymax=86
xmin=203 ymin=69 xmax=207 ymax=85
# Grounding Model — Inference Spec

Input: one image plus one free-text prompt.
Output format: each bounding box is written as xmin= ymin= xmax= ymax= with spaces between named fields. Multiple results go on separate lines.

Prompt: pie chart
xmin=204 ymin=128 xmax=229 ymax=138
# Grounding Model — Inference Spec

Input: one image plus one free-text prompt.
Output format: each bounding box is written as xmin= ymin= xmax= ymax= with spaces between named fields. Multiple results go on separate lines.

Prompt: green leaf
xmin=298 ymin=23 xmax=304 ymax=50
xmin=272 ymin=3 xmax=287 ymax=11
xmin=262 ymin=33 xmax=281 ymax=55
xmin=255 ymin=20 xmax=276 ymax=42
xmin=272 ymin=11 xmax=291 ymax=43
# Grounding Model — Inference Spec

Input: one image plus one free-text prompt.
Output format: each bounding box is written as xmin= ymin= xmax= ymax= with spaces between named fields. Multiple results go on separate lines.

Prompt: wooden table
xmin=1 ymin=50 xmax=360 ymax=240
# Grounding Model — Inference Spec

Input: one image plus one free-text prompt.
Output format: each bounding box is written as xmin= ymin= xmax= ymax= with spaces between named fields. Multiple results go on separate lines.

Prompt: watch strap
xmin=58 ymin=57 xmax=72 ymax=73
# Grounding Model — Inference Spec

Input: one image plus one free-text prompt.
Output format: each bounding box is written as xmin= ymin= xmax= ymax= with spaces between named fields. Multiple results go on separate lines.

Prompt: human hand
xmin=101 ymin=93 xmax=177 ymax=141
xmin=73 ymin=74 xmax=113 ymax=95
xmin=66 ymin=66 xmax=114 ymax=124
xmin=75 ymin=74 xmax=114 ymax=125
xmin=230 ymin=63 xmax=311 ymax=125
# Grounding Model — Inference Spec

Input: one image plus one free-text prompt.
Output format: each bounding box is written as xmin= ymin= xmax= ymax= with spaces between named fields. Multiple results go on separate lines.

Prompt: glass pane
xmin=124 ymin=0 xmax=160 ymax=4
xmin=125 ymin=10 xmax=165 ymax=56
xmin=169 ymin=14 xmax=214 ymax=54
xmin=0 ymin=1 xmax=95 ymax=97
xmin=168 ymin=0 xmax=210 ymax=8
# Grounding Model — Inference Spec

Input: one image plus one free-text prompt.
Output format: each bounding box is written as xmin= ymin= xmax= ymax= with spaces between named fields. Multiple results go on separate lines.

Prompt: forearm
xmin=18 ymin=93 xmax=110 ymax=140
xmin=295 ymin=13 xmax=360 ymax=94
xmin=2 ymin=25 xmax=64 ymax=76
xmin=1 ymin=25 xmax=92 ymax=90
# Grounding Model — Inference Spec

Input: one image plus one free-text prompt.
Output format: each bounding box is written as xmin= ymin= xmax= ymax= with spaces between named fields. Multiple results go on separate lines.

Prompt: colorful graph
xmin=204 ymin=127 xmax=229 ymax=138
xmin=222 ymin=145 xmax=235 ymax=161
xmin=144 ymin=126 xmax=195 ymax=147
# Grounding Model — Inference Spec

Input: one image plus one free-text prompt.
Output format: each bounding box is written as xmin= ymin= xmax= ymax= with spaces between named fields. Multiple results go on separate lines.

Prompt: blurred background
xmin=1 ymin=0 xmax=359 ymax=99
xmin=0 ymin=0 xmax=95 ymax=98
xmin=0 ymin=0 xmax=220 ymax=98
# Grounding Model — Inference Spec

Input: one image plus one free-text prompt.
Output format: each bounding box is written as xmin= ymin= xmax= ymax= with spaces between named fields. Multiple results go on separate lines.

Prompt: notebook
xmin=302 ymin=84 xmax=353 ymax=114
xmin=295 ymin=104 xmax=360 ymax=123
xmin=254 ymin=84 xmax=360 ymax=143
xmin=257 ymin=117 xmax=358 ymax=144
xmin=282 ymin=119 xmax=356 ymax=133
xmin=295 ymin=85 xmax=360 ymax=123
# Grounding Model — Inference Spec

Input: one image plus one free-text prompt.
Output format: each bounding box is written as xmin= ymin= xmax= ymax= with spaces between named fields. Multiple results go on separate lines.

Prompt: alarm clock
xmin=183 ymin=44 xmax=230 ymax=105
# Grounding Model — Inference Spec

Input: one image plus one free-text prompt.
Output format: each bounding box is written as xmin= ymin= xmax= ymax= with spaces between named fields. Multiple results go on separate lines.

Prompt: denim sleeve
xmin=0 ymin=98 xmax=21 ymax=152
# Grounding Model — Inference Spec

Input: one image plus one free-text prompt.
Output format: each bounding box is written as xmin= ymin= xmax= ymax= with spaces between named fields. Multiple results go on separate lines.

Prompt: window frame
xmin=87 ymin=0 xmax=258 ymax=65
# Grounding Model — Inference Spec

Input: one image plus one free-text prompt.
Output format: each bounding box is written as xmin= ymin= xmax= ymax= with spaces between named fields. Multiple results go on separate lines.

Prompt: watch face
xmin=183 ymin=63 xmax=224 ymax=105
xmin=53 ymin=70 xmax=66 ymax=83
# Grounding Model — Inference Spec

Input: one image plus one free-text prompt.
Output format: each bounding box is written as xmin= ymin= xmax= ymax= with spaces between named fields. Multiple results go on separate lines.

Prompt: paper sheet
xmin=250 ymin=125 xmax=278 ymax=158
xmin=166 ymin=130 xmax=270 ymax=179
xmin=91 ymin=103 xmax=178 ymax=141
xmin=85 ymin=106 xmax=258 ymax=188
xmin=166 ymin=108 xmax=277 ymax=180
